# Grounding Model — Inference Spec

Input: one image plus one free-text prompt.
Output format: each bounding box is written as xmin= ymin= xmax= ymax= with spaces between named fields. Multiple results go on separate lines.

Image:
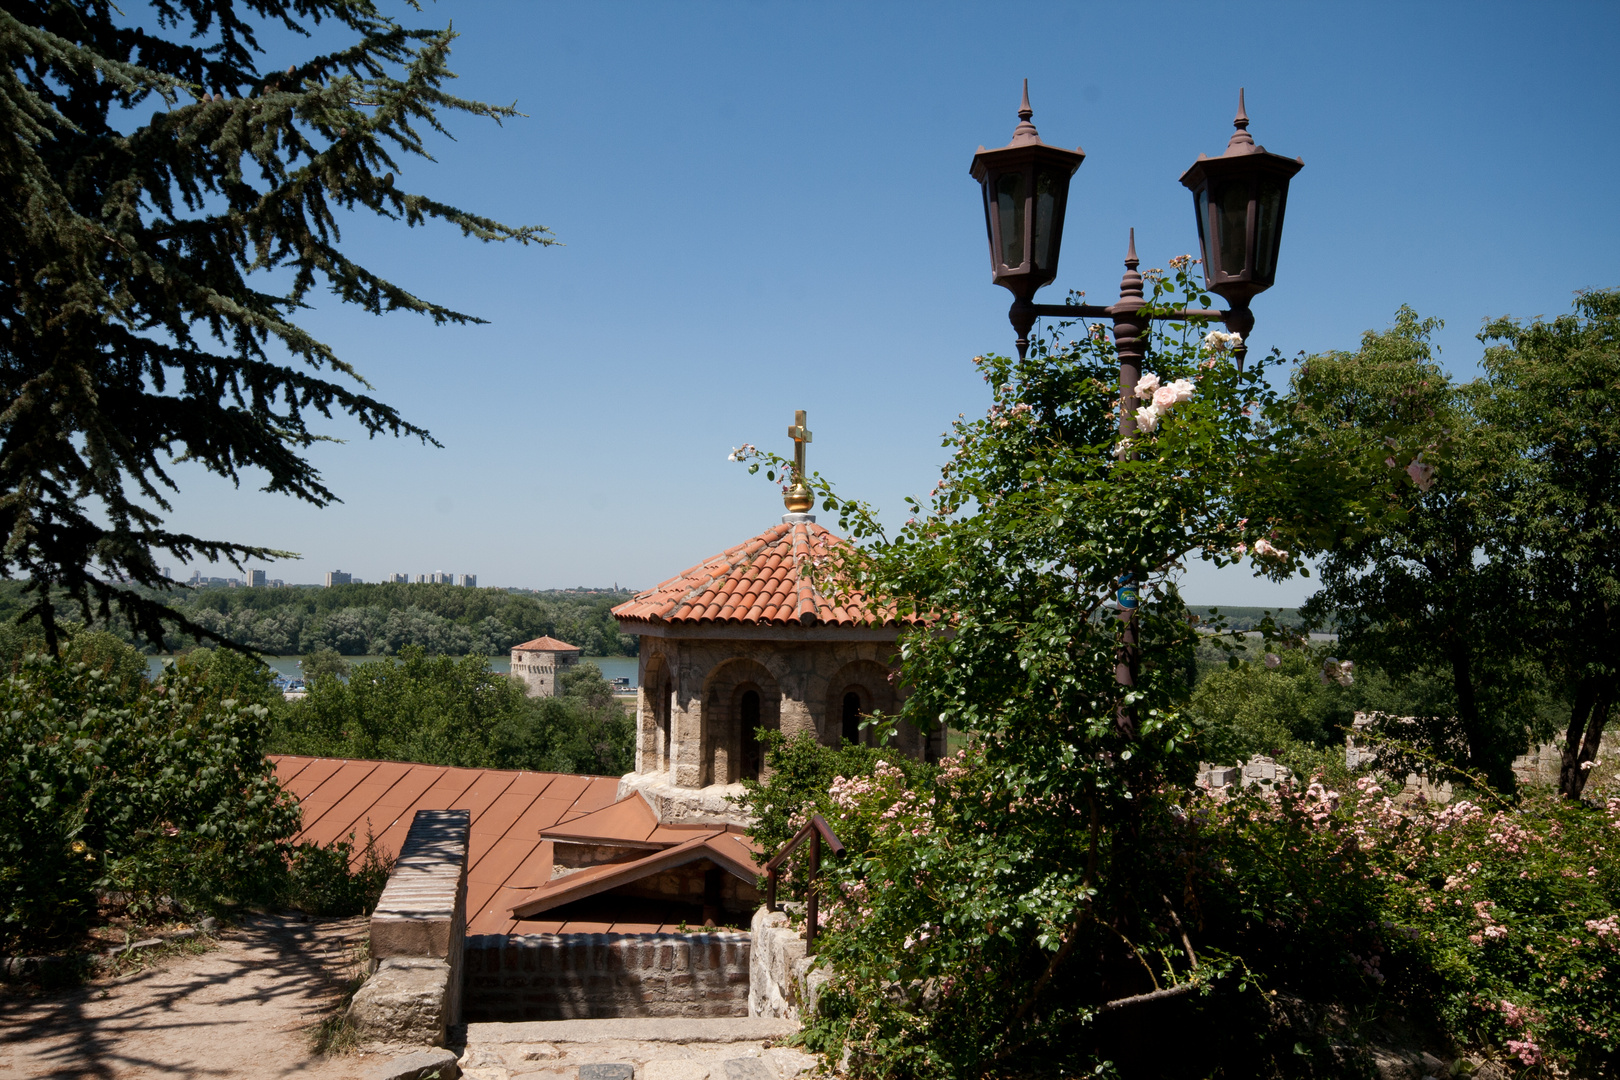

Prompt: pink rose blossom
xmin=1407 ymin=455 xmax=1436 ymax=491
xmin=1135 ymin=372 xmax=1162 ymax=398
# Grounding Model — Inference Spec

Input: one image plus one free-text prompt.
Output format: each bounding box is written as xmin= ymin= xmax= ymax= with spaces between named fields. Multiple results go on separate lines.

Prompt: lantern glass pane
xmin=995 ymin=171 xmax=1026 ymax=268
xmin=1194 ymin=186 xmax=1213 ymax=282
xmin=1033 ymin=167 xmax=1061 ymax=269
xmin=1254 ymin=177 xmax=1285 ymax=282
xmin=1216 ymin=183 xmax=1248 ymax=277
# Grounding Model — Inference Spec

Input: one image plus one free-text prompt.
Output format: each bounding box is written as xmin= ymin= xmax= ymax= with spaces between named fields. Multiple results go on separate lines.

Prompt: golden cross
xmin=787 ymin=409 xmax=813 ymax=479
xmin=783 ymin=409 xmax=814 ymax=514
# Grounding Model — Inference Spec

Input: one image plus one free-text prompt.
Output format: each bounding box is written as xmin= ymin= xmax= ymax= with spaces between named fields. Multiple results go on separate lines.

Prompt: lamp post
xmin=971 ymin=82 xmax=1303 ymax=735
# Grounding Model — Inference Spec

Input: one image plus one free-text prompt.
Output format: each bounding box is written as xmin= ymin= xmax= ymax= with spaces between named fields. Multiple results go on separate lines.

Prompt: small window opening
xmin=841 ymin=691 xmax=862 ymax=745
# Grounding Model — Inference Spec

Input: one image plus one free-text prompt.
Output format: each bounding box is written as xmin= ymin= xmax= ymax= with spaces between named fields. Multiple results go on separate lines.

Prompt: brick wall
xmin=463 ymin=932 xmax=751 ymax=1022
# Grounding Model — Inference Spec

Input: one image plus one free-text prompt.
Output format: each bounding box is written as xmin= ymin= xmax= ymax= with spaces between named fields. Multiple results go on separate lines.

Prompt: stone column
xmin=673 ymin=649 xmax=706 ymax=789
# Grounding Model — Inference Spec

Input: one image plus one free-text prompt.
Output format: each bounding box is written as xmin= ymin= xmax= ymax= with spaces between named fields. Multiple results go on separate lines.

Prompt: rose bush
xmin=736 ymin=259 xmax=1438 ymax=1077
xmin=754 ymin=732 xmax=1619 ymax=1078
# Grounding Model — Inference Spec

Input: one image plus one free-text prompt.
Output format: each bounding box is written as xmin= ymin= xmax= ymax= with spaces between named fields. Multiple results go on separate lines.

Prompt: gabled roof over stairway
xmin=507 ymin=792 xmax=761 ymax=919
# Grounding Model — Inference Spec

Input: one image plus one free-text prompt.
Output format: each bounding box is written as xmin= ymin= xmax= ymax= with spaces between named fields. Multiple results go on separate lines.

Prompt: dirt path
xmin=0 ymin=913 xmax=386 ymax=1080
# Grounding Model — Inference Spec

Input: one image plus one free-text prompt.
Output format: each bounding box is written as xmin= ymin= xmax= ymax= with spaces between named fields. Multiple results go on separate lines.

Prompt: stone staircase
xmin=455 ymin=1017 xmax=814 ymax=1080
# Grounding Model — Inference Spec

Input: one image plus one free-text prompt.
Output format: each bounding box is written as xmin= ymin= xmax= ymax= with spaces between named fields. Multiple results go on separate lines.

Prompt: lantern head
xmin=1179 ymin=89 xmax=1303 ymax=310
xmin=970 ymin=80 xmax=1086 ymax=306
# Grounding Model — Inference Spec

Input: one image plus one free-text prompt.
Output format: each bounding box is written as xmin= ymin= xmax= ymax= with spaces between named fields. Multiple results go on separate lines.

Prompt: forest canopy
xmin=0 ymin=582 xmax=637 ymax=657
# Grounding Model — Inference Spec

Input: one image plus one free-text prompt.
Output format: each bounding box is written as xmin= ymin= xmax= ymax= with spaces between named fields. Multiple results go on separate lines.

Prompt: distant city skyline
xmin=163 ymin=2 xmax=1619 ymax=609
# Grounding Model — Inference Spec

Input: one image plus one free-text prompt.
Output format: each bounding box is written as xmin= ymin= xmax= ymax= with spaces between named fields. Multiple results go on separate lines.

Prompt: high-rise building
xmin=431 ymin=571 xmax=453 ymax=585
xmin=458 ymin=574 xmax=477 ymax=588
xmin=247 ymin=569 xmax=267 ymax=587
xmin=387 ymin=572 xmax=409 ymax=584
xmin=324 ymin=570 xmax=352 ymax=587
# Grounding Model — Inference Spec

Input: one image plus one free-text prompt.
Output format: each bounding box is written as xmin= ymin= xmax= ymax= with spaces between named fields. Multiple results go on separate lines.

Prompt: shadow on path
xmin=0 ymin=913 xmax=375 ymax=1080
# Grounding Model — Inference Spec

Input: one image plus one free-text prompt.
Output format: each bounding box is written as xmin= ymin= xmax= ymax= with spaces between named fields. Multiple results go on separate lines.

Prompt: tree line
xmin=0 ymin=582 xmax=638 ymax=658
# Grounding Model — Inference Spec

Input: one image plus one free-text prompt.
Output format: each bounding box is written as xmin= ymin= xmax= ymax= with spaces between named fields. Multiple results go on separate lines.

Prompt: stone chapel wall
xmin=631 ymin=634 xmax=935 ymax=794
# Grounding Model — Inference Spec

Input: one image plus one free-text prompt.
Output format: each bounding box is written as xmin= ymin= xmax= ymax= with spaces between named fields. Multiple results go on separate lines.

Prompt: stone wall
xmin=748 ymin=906 xmax=825 ymax=1022
xmin=1514 ymin=737 xmax=1610 ymax=786
xmin=463 ymin=932 xmax=751 ymax=1022
xmin=348 ymin=808 xmax=470 ymax=1050
xmin=626 ymin=630 xmax=942 ymax=820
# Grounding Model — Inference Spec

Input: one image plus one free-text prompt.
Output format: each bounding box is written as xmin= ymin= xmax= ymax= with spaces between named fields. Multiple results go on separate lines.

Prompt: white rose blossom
xmin=1253 ymin=538 xmax=1288 ymax=560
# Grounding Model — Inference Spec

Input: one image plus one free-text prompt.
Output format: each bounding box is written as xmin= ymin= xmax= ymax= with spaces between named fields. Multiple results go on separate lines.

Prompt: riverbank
xmin=145 ymin=654 xmax=640 ymax=688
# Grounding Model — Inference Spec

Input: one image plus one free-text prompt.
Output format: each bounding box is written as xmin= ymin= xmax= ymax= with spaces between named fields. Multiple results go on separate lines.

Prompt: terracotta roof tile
xmin=511 ymin=635 xmax=581 ymax=652
xmin=612 ymin=520 xmax=922 ymax=630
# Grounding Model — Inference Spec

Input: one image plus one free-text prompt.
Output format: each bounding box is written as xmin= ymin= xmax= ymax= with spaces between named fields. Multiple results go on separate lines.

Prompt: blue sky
xmin=168 ymin=1 xmax=1620 ymax=605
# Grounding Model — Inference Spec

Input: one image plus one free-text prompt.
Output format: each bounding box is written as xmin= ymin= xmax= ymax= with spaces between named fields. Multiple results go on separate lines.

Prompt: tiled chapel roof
xmin=512 ymin=635 xmax=581 ymax=652
xmin=611 ymin=519 xmax=919 ymax=629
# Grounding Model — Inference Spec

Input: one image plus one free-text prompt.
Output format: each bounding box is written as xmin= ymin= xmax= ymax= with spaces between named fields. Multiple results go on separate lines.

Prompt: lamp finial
xmin=1011 ymin=79 xmax=1040 ymax=145
xmin=1225 ymin=88 xmax=1256 ymax=154
xmin=1120 ymin=228 xmax=1143 ymax=303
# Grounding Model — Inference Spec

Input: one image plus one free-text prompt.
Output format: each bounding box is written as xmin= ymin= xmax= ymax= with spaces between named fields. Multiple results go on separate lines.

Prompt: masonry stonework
xmin=463 ymin=932 xmax=751 ymax=1021
xmin=349 ymin=808 xmax=470 ymax=1049
xmin=511 ymin=635 xmax=583 ymax=698
xmin=628 ymin=633 xmax=933 ymax=792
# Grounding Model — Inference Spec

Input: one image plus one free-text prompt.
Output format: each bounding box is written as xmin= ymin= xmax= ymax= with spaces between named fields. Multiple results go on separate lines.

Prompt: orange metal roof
xmin=272 ymin=755 xmax=684 ymax=935
xmin=511 ymin=635 xmax=582 ymax=652
xmin=612 ymin=519 xmax=921 ymax=629
xmin=537 ymin=794 xmax=750 ymax=850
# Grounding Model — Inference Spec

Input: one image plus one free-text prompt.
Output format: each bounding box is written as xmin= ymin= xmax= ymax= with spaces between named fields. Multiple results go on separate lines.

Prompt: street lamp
xmin=968 ymin=81 xmax=1086 ymax=343
xmin=970 ymin=83 xmax=1303 ymax=738
xmin=1178 ymin=88 xmax=1304 ymax=348
xmin=971 ymin=83 xmax=1302 ymax=380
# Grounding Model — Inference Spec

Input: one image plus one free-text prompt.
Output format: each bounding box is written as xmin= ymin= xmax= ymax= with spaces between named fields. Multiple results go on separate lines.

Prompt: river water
xmin=143 ymin=654 xmax=640 ymax=688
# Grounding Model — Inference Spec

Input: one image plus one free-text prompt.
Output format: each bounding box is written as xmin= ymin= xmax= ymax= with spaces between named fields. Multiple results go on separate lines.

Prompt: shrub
xmin=786 ymin=734 xmax=1620 ymax=1078
xmin=742 ymin=730 xmax=938 ymax=878
xmin=1191 ymin=645 xmax=1356 ymax=771
xmin=286 ymin=831 xmax=394 ymax=917
xmin=0 ymin=652 xmax=300 ymax=950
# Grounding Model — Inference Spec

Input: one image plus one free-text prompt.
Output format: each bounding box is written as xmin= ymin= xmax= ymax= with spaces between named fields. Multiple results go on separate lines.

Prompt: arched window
xmin=842 ymin=691 xmax=862 ymax=745
xmin=739 ymin=690 xmax=763 ymax=780
xmin=658 ymin=678 xmax=672 ymax=770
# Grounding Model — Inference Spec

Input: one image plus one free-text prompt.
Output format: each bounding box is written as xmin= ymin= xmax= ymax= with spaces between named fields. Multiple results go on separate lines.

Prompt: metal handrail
xmin=764 ymin=813 xmax=845 ymax=954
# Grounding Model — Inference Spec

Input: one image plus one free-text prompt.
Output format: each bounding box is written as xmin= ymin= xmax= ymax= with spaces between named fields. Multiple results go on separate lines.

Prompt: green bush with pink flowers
xmin=749 ymin=739 xmax=1619 ymax=1078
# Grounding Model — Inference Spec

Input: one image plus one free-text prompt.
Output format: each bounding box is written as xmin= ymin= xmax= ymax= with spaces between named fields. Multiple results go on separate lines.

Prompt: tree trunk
xmin=1560 ymin=681 xmax=1611 ymax=799
xmin=1449 ymin=640 xmax=1512 ymax=790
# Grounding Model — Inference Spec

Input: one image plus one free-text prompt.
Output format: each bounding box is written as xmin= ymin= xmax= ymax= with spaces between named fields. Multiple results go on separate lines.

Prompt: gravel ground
xmin=0 ymin=912 xmax=386 ymax=1080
